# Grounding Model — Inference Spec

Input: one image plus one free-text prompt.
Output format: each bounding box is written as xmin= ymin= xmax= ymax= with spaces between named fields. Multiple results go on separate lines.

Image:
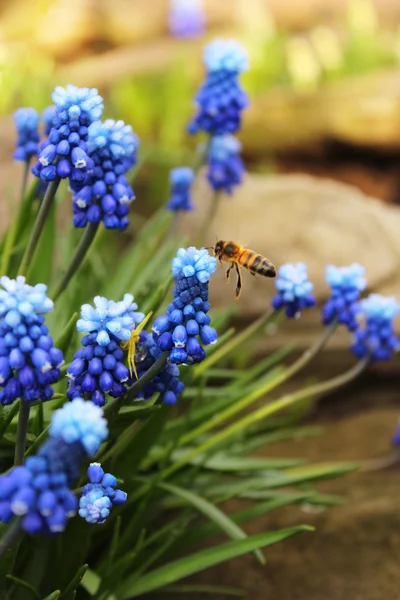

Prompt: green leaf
xmin=6 ymin=575 xmax=40 ymax=599
xmin=54 ymin=313 xmax=78 ymax=355
xmin=151 ymin=480 xmax=265 ymax=565
xmin=0 ymin=401 xmax=20 ymax=441
xmin=80 ymin=570 xmax=100 ymax=596
xmin=60 ymin=564 xmax=88 ymax=599
xmin=28 ymin=198 xmax=56 ymax=285
xmin=42 ymin=592 xmax=61 ymax=600
xmin=163 ymin=584 xmax=246 ymax=596
xmin=169 ymin=449 xmax=304 ymax=472
xmin=119 ymin=526 xmax=313 ymax=598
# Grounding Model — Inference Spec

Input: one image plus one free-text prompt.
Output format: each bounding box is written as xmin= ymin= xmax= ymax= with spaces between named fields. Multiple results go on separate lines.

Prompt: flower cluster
xmin=79 ymin=463 xmax=126 ymax=524
xmin=0 ymin=399 xmax=108 ymax=534
xmin=166 ymin=167 xmax=194 ymax=212
xmin=168 ymin=0 xmax=205 ymax=38
xmin=0 ymin=277 xmax=63 ymax=405
xmin=72 ymin=119 xmax=139 ymax=230
xmin=272 ymin=263 xmax=316 ymax=318
xmin=32 ymin=85 xmax=104 ymax=185
xmin=352 ymin=294 xmax=400 ymax=361
xmin=13 ymin=108 xmax=40 ymax=162
xmin=322 ymin=264 xmax=366 ymax=331
xmin=134 ymin=331 xmax=184 ymax=404
xmin=206 ymin=134 xmax=244 ymax=194
xmin=188 ymin=39 xmax=249 ymax=136
xmin=153 ymin=247 xmax=217 ymax=365
xmin=68 ymin=295 xmax=144 ymax=406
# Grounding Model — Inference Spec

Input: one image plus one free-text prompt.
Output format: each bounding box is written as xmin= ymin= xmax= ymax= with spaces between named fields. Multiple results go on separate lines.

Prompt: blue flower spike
xmin=0 ymin=399 xmax=108 ymax=535
xmin=79 ymin=462 xmax=127 ymax=524
xmin=68 ymin=295 xmax=145 ymax=406
xmin=0 ymin=276 xmax=63 ymax=405
xmin=206 ymin=134 xmax=245 ymax=194
xmin=32 ymin=85 xmax=104 ymax=185
xmin=72 ymin=119 xmax=139 ymax=230
xmin=168 ymin=0 xmax=205 ymax=38
xmin=153 ymin=247 xmax=218 ymax=365
xmin=272 ymin=263 xmax=316 ymax=318
xmin=166 ymin=167 xmax=195 ymax=212
xmin=322 ymin=264 xmax=366 ymax=331
xmin=13 ymin=108 xmax=40 ymax=162
xmin=189 ymin=39 xmax=249 ymax=136
xmin=352 ymin=294 xmax=400 ymax=361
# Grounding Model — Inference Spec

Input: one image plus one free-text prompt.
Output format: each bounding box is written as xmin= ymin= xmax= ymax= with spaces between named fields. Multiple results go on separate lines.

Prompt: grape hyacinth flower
xmin=71 ymin=119 xmax=139 ymax=230
xmin=134 ymin=331 xmax=184 ymax=405
xmin=206 ymin=134 xmax=244 ymax=194
xmin=168 ymin=0 xmax=205 ymax=38
xmin=68 ymin=295 xmax=144 ymax=406
xmin=13 ymin=108 xmax=40 ymax=162
xmin=188 ymin=39 xmax=249 ymax=136
xmin=32 ymin=85 xmax=104 ymax=185
xmin=152 ymin=247 xmax=217 ymax=365
xmin=0 ymin=277 xmax=63 ymax=405
xmin=0 ymin=399 xmax=108 ymax=534
xmin=352 ymin=294 xmax=400 ymax=361
xmin=272 ymin=263 xmax=316 ymax=318
xmin=166 ymin=167 xmax=194 ymax=212
xmin=322 ymin=264 xmax=366 ymax=331
xmin=79 ymin=463 xmax=126 ymax=524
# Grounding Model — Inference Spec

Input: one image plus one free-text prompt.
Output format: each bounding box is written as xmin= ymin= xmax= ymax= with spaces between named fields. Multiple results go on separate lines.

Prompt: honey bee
xmin=212 ymin=240 xmax=276 ymax=299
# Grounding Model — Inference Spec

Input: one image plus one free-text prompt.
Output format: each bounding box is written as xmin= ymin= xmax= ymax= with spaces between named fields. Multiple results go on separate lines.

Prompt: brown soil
xmin=150 ymin=371 xmax=400 ymax=600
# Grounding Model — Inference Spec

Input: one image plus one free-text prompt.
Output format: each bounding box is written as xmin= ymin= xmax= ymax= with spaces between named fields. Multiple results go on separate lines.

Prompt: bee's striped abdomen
xmin=239 ymin=250 xmax=276 ymax=278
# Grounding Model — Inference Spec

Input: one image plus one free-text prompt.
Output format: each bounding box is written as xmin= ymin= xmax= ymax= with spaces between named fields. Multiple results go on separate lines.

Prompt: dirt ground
xmin=150 ymin=365 xmax=400 ymax=600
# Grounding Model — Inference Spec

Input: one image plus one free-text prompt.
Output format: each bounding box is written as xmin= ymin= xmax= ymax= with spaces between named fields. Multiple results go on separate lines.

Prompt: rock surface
xmin=179 ymin=173 xmax=400 ymax=316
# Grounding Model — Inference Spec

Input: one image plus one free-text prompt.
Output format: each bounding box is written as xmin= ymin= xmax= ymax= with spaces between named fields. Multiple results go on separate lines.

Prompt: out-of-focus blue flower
xmin=322 ymin=264 xmax=366 ymax=331
xmin=79 ymin=463 xmax=126 ymax=524
xmin=13 ymin=108 xmax=40 ymax=162
xmin=272 ymin=263 xmax=316 ymax=318
xmin=188 ymin=39 xmax=249 ymax=136
xmin=77 ymin=294 xmax=144 ymax=346
xmin=0 ymin=277 xmax=63 ymax=405
xmin=134 ymin=331 xmax=184 ymax=405
xmin=168 ymin=0 xmax=205 ymax=38
xmin=49 ymin=397 xmax=108 ymax=456
xmin=206 ymin=135 xmax=244 ymax=194
xmin=153 ymin=247 xmax=217 ymax=365
xmin=166 ymin=167 xmax=194 ymax=212
xmin=32 ymin=85 xmax=104 ymax=185
xmin=351 ymin=294 xmax=400 ymax=361
xmin=67 ymin=333 xmax=130 ymax=407
xmin=42 ymin=106 xmax=56 ymax=136
xmin=0 ymin=399 xmax=108 ymax=535
xmin=72 ymin=119 xmax=139 ymax=230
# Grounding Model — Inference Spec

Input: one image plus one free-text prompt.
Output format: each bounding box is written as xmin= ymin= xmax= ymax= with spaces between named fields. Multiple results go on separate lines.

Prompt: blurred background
xmin=2 ymin=2 xmax=400 ymax=598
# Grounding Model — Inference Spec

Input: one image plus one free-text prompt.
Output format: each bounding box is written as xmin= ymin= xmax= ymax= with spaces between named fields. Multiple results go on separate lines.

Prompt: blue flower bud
xmin=57 ymin=159 xmax=72 ymax=178
xmin=99 ymin=371 xmax=113 ymax=392
xmin=71 ymin=147 xmax=88 ymax=169
xmin=9 ymin=348 xmax=25 ymax=369
xmin=152 ymin=315 xmax=170 ymax=335
xmin=88 ymin=462 xmax=104 ymax=483
xmin=113 ymin=362 xmax=129 ymax=382
xmin=157 ymin=332 xmax=173 ymax=351
xmin=88 ymin=357 xmax=103 ymax=375
xmin=103 ymin=354 xmax=116 ymax=370
xmin=200 ymin=325 xmax=218 ymax=345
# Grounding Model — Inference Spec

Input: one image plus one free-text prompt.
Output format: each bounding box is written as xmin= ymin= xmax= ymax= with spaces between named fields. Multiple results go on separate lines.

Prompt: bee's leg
xmin=235 ymin=263 xmax=242 ymax=300
xmin=226 ymin=263 xmax=234 ymax=282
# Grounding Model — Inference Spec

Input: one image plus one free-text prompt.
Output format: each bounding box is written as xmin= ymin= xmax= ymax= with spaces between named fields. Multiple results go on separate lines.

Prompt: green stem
xmin=180 ymin=320 xmax=337 ymax=448
xmin=0 ymin=517 xmax=22 ymax=559
xmin=160 ymin=356 xmax=369 ymax=481
xmin=14 ymin=401 xmax=30 ymax=465
xmin=18 ymin=176 xmax=61 ymax=277
xmin=51 ymin=220 xmax=100 ymax=301
xmin=104 ymin=351 xmax=169 ymax=420
xmin=194 ymin=309 xmax=280 ymax=378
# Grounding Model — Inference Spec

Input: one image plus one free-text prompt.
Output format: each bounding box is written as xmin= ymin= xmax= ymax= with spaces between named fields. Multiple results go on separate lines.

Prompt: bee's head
xmin=214 ymin=240 xmax=224 ymax=256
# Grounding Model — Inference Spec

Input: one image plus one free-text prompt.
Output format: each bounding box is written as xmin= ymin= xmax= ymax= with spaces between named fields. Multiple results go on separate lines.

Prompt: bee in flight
xmin=211 ymin=240 xmax=276 ymax=300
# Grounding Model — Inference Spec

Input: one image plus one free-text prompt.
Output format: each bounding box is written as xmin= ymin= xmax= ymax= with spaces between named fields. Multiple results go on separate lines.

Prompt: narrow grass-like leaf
xmin=169 ymin=449 xmax=304 ymax=471
xmin=42 ymin=592 xmax=61 ymax=600
xmin=119 ymin=526 xmax=313 ymax=598
xmin=150 ymin=480 xmax=265 ymax=564
xmin=6 ymin=574 xmax=40 ymax=599
xmin=0 ymin=401 xmax=20 ymax=441
xmin=60 ymin=564 xmax=88 ymax=599
xmin=163 ymin=584 xmax=246 ymax=596
xmin=80 ymin=570 xmax=100 ymax=595
xmin=54 ymin=313 xmax=78 ymax=355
